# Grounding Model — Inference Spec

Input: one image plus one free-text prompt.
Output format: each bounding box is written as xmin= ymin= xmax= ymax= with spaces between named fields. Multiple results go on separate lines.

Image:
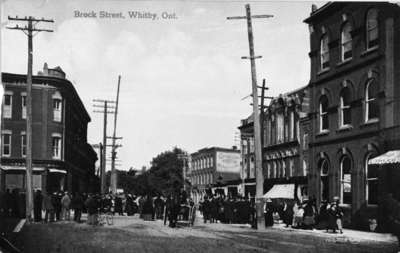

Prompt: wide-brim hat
xmin=333 ymin=196 xmax=340 ymax=201
xmin=266 ymin=198 xmax=272 ymax=203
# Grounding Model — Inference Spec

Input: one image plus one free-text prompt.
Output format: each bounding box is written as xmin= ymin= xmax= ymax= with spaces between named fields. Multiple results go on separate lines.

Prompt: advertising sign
xmin=216 ymin=151 xmax=241 ymax=173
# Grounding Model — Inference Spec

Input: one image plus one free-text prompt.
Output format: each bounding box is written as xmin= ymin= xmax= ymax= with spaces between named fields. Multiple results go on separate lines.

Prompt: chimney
xmin=311 ymin=4 xmax=317 ymax=13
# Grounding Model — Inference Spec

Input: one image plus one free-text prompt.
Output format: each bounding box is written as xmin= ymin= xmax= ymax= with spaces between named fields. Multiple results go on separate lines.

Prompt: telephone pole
xmin=7 ymin=15 xmax=54 ymax=222
xmin=227 ymin=4 xmax=273 ymax=229
xmin=93 ymin=99 xmax=115 ymax=194
xmin=110 ymin=75 xmax=122 ymax=195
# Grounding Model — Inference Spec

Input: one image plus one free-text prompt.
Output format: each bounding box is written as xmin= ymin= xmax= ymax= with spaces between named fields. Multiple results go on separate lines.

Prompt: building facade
xmin=304 ymin=2 xmax=400 ymax=229
xmin=189 ymin=147 xmax=241 ymax=203
xmin=238 ymin=114 xmax=256 ymax=198
xmin=1 ymin=63 xmax=97 ymax=194
xmin=262 ymin=87 xmax=310 ymax=200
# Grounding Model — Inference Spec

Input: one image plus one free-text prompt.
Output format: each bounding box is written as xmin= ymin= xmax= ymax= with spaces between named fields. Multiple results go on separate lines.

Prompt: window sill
xmin=337 ymin=125 xmax=353 ymax=132
xmin=361 ymin=46 xmax=379 ymax=57
xmin=316 ymin=130 xmax=330 ymax=137
xmin=336 ymin=58 xmax=352 ymax=67
xmin=317 ymin=68 xmax=330 ymax=76
xmin=361 ymin=118 xmax=379 ymax=128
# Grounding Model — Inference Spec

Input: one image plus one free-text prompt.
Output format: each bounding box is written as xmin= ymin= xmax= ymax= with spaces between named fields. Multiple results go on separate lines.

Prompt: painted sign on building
xmin=216 ymin=151 xmax=241 ymax=173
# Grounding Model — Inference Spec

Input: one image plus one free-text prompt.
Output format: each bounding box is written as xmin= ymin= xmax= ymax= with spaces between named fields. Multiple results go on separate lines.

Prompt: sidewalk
xmin=196 ymin=212 xmax=398 ymax=244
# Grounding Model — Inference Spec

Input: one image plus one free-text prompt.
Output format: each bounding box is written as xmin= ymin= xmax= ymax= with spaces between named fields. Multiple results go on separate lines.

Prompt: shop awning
xmin=1 ymin=165 xmax=45 ymax=171
xmin=262 ymin=184 xmax=295 ymax=199
xmin=368 ymin=150 xmax=400 ymax=165
xmin=49 ymin=168 xmax=67 ymax=174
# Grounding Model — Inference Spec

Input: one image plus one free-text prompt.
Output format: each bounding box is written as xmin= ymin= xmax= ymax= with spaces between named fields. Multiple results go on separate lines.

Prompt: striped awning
xmin=262 ymin=184 xmax=295 ymax=199
xmin=368 ymin=150 xmax=400 ymax=165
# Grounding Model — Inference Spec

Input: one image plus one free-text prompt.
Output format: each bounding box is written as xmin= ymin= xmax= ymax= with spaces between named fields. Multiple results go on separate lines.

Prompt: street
xmin=14 ymin=214 xmax=399 ymax=253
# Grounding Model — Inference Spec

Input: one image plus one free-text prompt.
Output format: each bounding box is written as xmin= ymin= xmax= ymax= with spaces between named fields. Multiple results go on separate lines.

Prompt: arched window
xmin=339 ymin=87 xmax=351 ymax=126
xmin=320 ymin=34 xmax=330 ymax=70
xmin=319 ymin=159 xmax=329 ymax=201
xmin=341 ymin=22 xmax=353 ymax=61
xmin=282 ymin=160 xmax=286 ymax=178
xmin=365 ymin=154 xmax=378 ymax=205
xmin=366 ymin=9 xmax=378 ymax=49
xmin=319 ymin=95 xmax=329 ymax=132
xmin=365 ymin=79 xmax=379 ymax=121
xmin=340 ymin=156 xmax=352 ymax=205
xmin=273 ymin=161 xmax=277 ymax=178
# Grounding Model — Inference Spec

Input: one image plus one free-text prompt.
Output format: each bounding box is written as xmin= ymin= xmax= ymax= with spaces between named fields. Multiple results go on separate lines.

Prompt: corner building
xmin=1 ymin=64 xmax=97 ymax=194
xmin=304 ymin=2 xmax=400 ymax=229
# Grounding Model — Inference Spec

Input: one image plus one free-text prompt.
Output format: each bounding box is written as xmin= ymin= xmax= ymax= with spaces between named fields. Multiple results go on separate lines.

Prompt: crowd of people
xmin=199 ymin=194 xmax=256 ymax=225
xmin=263 ymin=196 xmax=344 ymax=233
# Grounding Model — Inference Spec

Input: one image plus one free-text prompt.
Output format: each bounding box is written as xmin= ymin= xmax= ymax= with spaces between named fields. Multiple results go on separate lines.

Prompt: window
xmin=319 ymin=96 xmax=329 ymax=132
xmin=320 ymin=159 xmax=329 ymax=201
xmin=289 ymin=159 xmax=294 ymax=177
xmin=53 ymin=97 xmax=62 ymax=122
xmin=320 ymin=34 xmax=330 ymax=70
xmin=277 ymin=113 xmax=284 ymax=143
xmin=341 ymin=22 xmax=353 ymax=61
xmin=21 ymin=94 xmax=26 ymax=119
xmin=3 ymin=92 xmax=12 ymax=119
xmin=303 ymin=133 xmax=309 ymax=150
xmin=366 ymin=9 xmax=378 ymax=49
xmin=340 ymin=88 xmax=351 ymax=126
xmin=282 ymin=161 xmax=286 ymax=178
xmin=2 ymin=131 xmax=11 ymax=157
xmin=21 ymin=133 xmax=26 ymax=157
xmin=366 ymin=155 xmax=378 ymax=205
xmin=365 ymin=79 xmax=379 ymax=121
xmin=340 ymin=156 xmax=352 ymax=205
xmin=52 ymin=135 xmax=62 ymax=159
xmin=290 ymin=111 xmax=295 ymax=140
xmin=273 ymin=161 xmax=277 ymax=178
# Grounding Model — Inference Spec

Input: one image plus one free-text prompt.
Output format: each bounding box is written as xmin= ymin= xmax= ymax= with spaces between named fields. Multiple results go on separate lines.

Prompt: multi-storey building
xmin=238 ymin=114 xmax=256 ymax=198
xmin=262 ymin=87 xmax=310 ymax=200
xmin=189 ymin=147 xmax=241 ymax=203
xmin=304 ymin=2 xmax=400 ymax=229
xmin=0 ymin=63 xmax=97 ymax=194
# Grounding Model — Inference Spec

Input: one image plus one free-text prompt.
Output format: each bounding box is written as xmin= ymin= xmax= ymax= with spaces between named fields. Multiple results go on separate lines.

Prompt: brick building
xmin=189 ymin=147 xmax=241 ymax=203
xmin=0 ymin=63 xmax=97 ymax=194
xmin=304 ymin=2 xmax=400 ymax=229
xmin=238 ymin=114 xmax=256 ymax=198
xmin=262 ymin=87 xmax=310 ymax=200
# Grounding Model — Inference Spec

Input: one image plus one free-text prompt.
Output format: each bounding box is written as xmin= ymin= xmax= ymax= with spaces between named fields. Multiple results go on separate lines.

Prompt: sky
xmin=1 ymin=0 xmax=320 ymax=171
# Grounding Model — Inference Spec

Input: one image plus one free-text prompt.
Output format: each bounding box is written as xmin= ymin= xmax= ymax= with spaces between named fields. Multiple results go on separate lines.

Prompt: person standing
xmin=303 ymin=199 xmax=317 ymax=229
xmin=61 ymin=191 xmax=71 ymax=221
xmin=264 ymin=199 xmax=274 ymax=227
xmin=282 ymin=200 xmax=294 ymax=228
xmin=42 ymin=191 xmax=54 ymax=223
xmin=72 ymin=193 xmax=84 ymax=223
xmin=33 ymin=189 xmax=43 ymax=222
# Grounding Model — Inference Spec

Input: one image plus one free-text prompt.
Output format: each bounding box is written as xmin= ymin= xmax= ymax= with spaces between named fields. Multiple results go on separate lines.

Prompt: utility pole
xmin=7 ymin=15 xmax=53 ymax=222
xmin=93 ymin=99 xmax=115 ymax=194
xmin=227 ymin=4 xmax=273 ymax=229
xmin=110 ymin=75 xmax=121 ymax=195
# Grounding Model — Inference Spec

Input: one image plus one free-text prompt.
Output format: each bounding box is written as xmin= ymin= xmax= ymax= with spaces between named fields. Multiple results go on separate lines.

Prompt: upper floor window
xmin=277 ymin=113 xmax=284 ymax=143
xmin=3 ymin=92 xmax=13 ymax=119
xmin=320 ymin=34 xmax=330 ymax=70
xmin=319 ymin=95 xmax=329 ymax=132
xmin=320 ymin=159 xmax=329 ymax=201
xmin=365 ymin=79 xmax=379 ymax=122
xmin=21 ymin=132 xmax=26 ymax=157
xmin=289 ymin=111 xmax=295 ymax=140
xmin=52 ymin=134 xmax=62 ymax=159
xmin=365 ymin=154 xmax=378 ymax=205
xmin=340 ymin=155 xmax=352 ymax=205
xmin=339 ymin=87 xmax=351 ymax=126
xmin=366 ymin=9 xmax=378 ymax=49
xmin=21 ymin=93 xmax=26 ymax=119
xmin=52 ymin=92 xmax=62 ymax=122
xmin=341 ymin=22 xmax=353 ymax=61
xmin=2 ymin=130 xmax=11 ymax=157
